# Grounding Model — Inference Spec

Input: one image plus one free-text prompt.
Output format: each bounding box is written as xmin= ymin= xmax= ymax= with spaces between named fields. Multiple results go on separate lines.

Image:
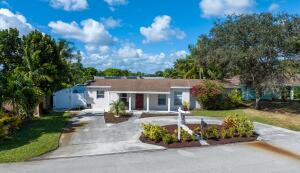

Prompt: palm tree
xmin=109 ymin=100 xmax=126 ymax=117
xmin=8 ymin=47 xmax=51 ymax=119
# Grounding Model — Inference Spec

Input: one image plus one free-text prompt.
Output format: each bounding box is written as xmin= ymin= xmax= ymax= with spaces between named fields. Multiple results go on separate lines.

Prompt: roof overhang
xmin=111 ymin=91 xmax=170 ymax=94
xmin=170 ymin=86 xmax=191 ymax=89
xmin=86 ymin=86 xmax=112 ymax=88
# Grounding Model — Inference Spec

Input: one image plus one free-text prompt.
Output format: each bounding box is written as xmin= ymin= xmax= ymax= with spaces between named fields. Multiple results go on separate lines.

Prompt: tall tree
xmin=0 ymin=29 xmax=22 ymax=73
xmin=205 ymin=13 xmax=300 ymax=109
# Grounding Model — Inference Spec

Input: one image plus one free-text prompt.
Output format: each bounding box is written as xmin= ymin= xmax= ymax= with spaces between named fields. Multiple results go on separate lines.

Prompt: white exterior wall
xmin=86 ymin=87 xmax=201 ymax=111
xmin=53 ymin=87 xmax=87 ymax=109
xmin=86 ymin=88 xmax=111 ymax=111
xmin=143 ymin=94 xmax=168 ymax=111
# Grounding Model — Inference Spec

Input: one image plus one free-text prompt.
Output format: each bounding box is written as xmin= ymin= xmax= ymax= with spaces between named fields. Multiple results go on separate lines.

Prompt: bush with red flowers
xmin=192 ymin=80 xmax=224 ymax=110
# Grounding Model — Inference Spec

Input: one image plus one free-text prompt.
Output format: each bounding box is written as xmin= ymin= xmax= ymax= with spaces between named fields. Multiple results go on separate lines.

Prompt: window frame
xmin=96 ymin=90 xmax=105 ymax=98
xmin=174 ymin=91 xmax=182 ymax=106
xmin=157 ymin=94 xmax=166 ymax=106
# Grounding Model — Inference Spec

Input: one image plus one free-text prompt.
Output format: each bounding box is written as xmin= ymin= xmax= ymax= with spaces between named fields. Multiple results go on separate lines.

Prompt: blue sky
xmin=0 ymin=0 xmax=299 ymax=73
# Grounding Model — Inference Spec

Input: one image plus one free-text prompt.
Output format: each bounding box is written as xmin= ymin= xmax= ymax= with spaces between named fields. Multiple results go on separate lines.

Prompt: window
xmin=97 ymin=90 xmax=105 ymax=98
xmin=174 ymin=91 xmax=182 ymax=106
xmin=158 ymin=94 xmax=166 ymax=105
xmin=119 ymin=93 xmax=128 ymax=105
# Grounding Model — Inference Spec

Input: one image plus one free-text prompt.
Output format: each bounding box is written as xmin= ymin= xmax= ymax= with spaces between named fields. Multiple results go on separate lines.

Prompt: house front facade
xmin=85 ymin=77 xmax=204 ymax=112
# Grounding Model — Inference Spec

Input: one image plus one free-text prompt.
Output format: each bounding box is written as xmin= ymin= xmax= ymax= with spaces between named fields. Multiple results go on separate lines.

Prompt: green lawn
xmin=0 ymin=112 xmax=71 ymax=163
xmin=192 ymin=108 xmax=300 ymax=131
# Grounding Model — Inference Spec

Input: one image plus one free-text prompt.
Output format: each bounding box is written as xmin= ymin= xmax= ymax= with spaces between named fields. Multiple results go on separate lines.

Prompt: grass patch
xmin=0 ymin=112 xmax=71 ymax=163
xmin=192 ymin=109 xmax=246 ymax=117
xmin=192 ymin=108 xmax=300 ymax=131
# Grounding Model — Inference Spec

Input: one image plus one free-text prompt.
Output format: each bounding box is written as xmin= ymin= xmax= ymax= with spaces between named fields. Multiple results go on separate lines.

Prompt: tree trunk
xmin=255 ymin=88 xmax=262 ymax=110
xmin=199 ymin=69 xmax=202 ymax=79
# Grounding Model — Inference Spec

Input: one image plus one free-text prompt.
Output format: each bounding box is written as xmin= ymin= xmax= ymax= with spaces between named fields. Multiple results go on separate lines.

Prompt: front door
xmin=135 ymin=94 xmax=144 ymax=110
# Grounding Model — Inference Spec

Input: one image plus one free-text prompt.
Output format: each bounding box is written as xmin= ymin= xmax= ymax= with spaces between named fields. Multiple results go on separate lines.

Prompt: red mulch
xmin=104 ymin=112 xmax=132 ymax=124
xmin=140 ymin=113 xmax=178 ymax=118
xmin=140 ymin=124 xmax=258 ymax=148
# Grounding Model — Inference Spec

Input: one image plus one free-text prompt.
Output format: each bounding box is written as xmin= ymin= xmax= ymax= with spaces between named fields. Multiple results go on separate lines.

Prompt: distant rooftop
xmin=94 ymin=76 xmax=166 ymax=80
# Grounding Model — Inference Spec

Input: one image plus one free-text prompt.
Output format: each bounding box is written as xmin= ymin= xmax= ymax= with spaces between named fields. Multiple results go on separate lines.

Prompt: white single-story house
xmin=85 ymin=77 xmax=207 ymax=112
xmin=52 ymin=77 xmax=236 ymax=112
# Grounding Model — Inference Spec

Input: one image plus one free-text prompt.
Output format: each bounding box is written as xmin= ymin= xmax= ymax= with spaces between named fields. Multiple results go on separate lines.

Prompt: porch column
xmin=107 ymin=91 xmax=110 ymax=104
xmin=146 ymin=94 xmax=149 ymax=112
xmin=128 ymin=94 xmax=132 ymax=111
xmin=167 ymin=94 xmax=171 ymax=112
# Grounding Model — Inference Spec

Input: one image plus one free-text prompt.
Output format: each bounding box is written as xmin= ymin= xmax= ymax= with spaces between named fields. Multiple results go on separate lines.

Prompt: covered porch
xmin=117 ymin=92 xmax=174 ymax=112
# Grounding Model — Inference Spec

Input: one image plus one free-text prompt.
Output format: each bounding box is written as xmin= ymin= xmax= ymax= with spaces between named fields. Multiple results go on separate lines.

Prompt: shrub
xmin=193 ymin=127 xmax=201 ymax=134
xmin=182 ymin=101 xmax=190 ymax=111
xmin=220 ymin=127 xmax=227 ymax=139
xmin=222 ymin=114 xmax=254 ymax=138
xmin=109 ymin=100 xmax=126 ymax=117
xmin=226 ymin=89 xmax=242 ymax=107
xmin=171 ymin=132 xmax=178 ymax=142
xmin=222 ymin=114 xmax=237 ymax=129
xmin=226 ymin=127 xmax=236 ymax=138
xmin=203 ymin=125 xmax=219 ymax=139
xmin=173 ymin=128 xmax=196 ymax=142
xmin=142 ymin=123 xmax=168 ymax=142
xmin=0 ymin=115 xmax=22 ymax=142
xmin=192 ymin=80 xmax=224 ymax=110
xmin=236 ymin=126 xmax=246 ymax=137
xmin=162 ymin=134 xmax=173 ymax=144
xmin=235 ymin=115 xmax=254 ymax=137
xmin=181 ymin=129 xmax=192 ymax=141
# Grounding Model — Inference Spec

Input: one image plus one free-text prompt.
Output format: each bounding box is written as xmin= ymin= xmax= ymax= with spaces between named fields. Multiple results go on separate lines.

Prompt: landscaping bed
xmin=140 ymin=114 xmax=258 ymax=148
xmin=104 ymin=112 xmax=132 ymax=124
xmin=140 ymin=113 xmax=178 ymax=118
xmin=140 ymin=124 xmax=258 ymax=148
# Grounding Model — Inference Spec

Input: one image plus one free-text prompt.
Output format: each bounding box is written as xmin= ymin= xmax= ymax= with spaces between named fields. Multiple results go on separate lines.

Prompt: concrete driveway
xmin=38 ymin=111 xmax=164 ymax=159
xmin=37 ymin=111 xmax=300 ymax=162
xmin=1 ymin=111 xmax=300 ymax=173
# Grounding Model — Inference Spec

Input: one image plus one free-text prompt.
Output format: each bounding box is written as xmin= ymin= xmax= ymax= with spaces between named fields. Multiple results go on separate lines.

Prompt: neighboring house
xmin=226 ymin=75 xmax=300 ymax=101
xmin=53 ymin=84 xmax=87 ymax=109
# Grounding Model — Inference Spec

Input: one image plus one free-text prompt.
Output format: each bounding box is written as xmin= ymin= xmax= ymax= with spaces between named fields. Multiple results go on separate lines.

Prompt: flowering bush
xmin=192 ymin=81 xmax=242 ymax=110
xmin=192 ymin=80 xmax=224 ymax=109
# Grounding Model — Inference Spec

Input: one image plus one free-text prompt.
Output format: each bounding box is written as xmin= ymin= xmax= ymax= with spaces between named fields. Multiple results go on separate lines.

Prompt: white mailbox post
xmin=177 ymin=107 xmax=191 ymax=141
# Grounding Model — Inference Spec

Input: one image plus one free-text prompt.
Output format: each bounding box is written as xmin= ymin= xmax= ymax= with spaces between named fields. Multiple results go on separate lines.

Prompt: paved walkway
xmin=36 ymin=111 xmax=300 ymax=161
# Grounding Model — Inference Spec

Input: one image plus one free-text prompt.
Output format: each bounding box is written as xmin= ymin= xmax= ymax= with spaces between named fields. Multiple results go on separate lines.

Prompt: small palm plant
xmin=110 ymin=100 xmax=126 ymax=117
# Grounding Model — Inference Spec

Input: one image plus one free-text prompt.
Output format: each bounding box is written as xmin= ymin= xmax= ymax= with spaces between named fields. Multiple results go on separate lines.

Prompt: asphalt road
xmin=1 ymin=142 xmax=300 ymax=173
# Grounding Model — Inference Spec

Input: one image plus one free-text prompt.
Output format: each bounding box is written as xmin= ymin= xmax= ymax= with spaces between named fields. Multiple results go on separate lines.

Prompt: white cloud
xmin=100 ymin=16 xmax=121 ymax=28
xmin=268 ymin=3 xmax=279 ymax=12
xmin=140 ymin=15 xmax=185 ymax=44
xmin=117 ymin=44 xmax=142 ymax=58
xmin=48 ymin=19 xmax=116 ymax=45
xmin=104 ymin=0 xmax=128 ymax=11
xmin=49 ymin=0 xmax=88 ymax=11
xmin=82 ymin=43 xmax=188 ymax=73
xmin=85 ymin=45 xmax=110 ymax=55
xmin=0 ymin=8 xmax=33 ymax=35
xmin=199 ymin=0 xmax=254 ymax=17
